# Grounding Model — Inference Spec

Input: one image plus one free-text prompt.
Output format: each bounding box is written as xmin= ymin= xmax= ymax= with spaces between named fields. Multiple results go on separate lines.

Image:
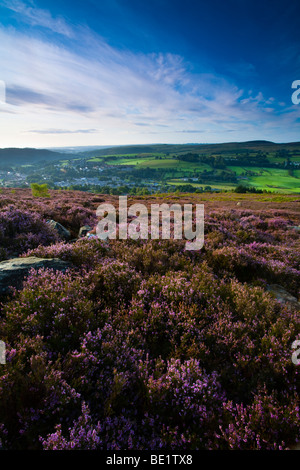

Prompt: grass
xmin=83 ymin=153 xmax=300 ymax=194
xmin=247 ymin=168 xmax=299 ymax=193
xmin=167 ymin=179 xmax=236 ymax=191
xmin=88 ymin=153 xmax=165 ymax=165
xmin=88 ymin=154 xmax=210 ymax=171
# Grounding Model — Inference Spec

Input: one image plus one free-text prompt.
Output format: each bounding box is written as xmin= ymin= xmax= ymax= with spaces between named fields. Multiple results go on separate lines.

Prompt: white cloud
xmin=0 ymin=79 xmax=5 ymax=103
xmin=1 ymin=0 xmax=74 ymax=37
xmin=0 ymin=13 xmax=299 ymax=146
xmin=28 ymin=128 xmax=100 ymax=134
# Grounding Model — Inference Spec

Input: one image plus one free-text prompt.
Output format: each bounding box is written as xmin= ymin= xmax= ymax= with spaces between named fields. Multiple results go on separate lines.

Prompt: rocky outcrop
xmin=46 ymin=219 xmax=71 ymax=240
xmin=78 ymin=225 xmax=92 ymax=238
xmin=287 ymin=225 xmax=300 ymax=232
xmin=266 ymin=284 xmax=299 ymax=308
xmin=0 ymin=257 xmax=72 ymax=295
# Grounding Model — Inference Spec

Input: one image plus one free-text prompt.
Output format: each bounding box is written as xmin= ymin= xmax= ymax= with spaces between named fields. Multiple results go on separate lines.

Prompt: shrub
xmin=31 ymin=183 xmax=50 ymax=198
xmin=0 ymin=207 xmax=60 ymax=260
xmin=0 ymin=190 xmax=299 ymax=450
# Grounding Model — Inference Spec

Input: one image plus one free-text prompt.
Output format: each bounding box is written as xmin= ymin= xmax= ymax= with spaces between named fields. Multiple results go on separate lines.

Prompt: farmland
xmin=0 ymin=141 xmax=299 ymax=194
xmin=82 ymin=152 xmax=300 ymax=193
xmin=83 ymin=141 xmax=300 ymax=193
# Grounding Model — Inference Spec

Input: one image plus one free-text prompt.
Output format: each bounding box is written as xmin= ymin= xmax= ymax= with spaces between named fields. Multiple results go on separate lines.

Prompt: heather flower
xmin=0 ymin=189 xmax=299 ymax=450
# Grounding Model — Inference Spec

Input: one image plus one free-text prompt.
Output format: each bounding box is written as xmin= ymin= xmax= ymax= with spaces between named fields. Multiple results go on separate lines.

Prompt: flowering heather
xmin=0 ymin=189 xmax=299 ymax=450
xmin=0 ymin=188 xmax=98 ymax=240
xmin=0 ymin=207 xmax=60 ymax=260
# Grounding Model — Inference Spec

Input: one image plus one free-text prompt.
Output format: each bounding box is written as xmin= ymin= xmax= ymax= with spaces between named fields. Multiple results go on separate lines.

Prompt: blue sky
xmin=0 ymin=0 xmax=300 ymax=147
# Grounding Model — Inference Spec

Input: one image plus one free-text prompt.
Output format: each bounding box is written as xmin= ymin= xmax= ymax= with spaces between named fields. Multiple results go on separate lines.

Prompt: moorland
xmin=0 ymin=188 xmax=299 ymax=450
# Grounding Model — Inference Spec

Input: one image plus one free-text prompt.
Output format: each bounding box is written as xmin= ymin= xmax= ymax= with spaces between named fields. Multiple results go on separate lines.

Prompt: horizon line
xmin=2 ymin=139 xmax=300 ymax=151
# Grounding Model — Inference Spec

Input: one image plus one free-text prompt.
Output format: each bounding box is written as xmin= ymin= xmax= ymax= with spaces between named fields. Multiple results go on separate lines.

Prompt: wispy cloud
xmin=0 ymin=79 xmax=5 ymax=103
xmin=27 ymin=128 xmax=99 ymax=134
xmin=8 ymin=85 xmax=54 ymax=106
xmin=0 ymin=3 xmax=299 ymax=146
xmin=1 ymin=0 xmax=74 ymax=37
xmin=177 ymin=130 xmax=206 ymax=133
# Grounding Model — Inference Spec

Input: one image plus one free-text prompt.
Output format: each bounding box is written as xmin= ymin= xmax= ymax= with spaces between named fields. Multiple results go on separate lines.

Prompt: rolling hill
xmin=80 ymin=141 xmax=300 ymax=157
xmin=0 ymin=148 xmax=77 ymax=165
xmin=1 ymin=141 xmax=300 ymax=165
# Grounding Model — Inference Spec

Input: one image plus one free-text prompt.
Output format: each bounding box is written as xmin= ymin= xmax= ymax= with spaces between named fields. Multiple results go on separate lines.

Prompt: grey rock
xmin=287 ymin=225 xmax=300 ymax=232
xmin=46 ymin=219 xmax=71 ymax=240
xmin=289 ymin=441 xmax=300 ymax=450
xmin=0 ymin=256 xmax=72 ymax=295
xmin=78 ymin=225 xmax=92 ymax=238
xmin=266 ymin=284 xmax=299 ymax=308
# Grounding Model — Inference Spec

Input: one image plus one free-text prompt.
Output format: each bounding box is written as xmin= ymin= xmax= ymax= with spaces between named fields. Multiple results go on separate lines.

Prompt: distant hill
xmin=45 ymin=146 xmax=113 ymax=154
xmin=0 ymin=148 xmax=76 ymax=165
xmin=80 ymin=141 xmax=300 ymax=157
xmin=81 ymin=145 xmax=156 ymax=158
xmin=1 ymin=141 xmax=300 ymax=166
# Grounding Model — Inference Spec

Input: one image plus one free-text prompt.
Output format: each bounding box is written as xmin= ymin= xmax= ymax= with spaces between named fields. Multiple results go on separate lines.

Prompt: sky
xmin=0 ymin=0 xmax=300 ymax=148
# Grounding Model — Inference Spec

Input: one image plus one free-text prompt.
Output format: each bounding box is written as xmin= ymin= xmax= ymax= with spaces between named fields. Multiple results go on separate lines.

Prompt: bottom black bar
xmin=1 ymin=449 xmax=298 ymax=467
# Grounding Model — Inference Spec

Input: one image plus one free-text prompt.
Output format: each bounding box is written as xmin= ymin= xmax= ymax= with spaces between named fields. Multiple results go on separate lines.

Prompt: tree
xmin=30 ymin=183 xmax=50 ymax=198
xmin=234 ymin=184 xmax=248 ymax=193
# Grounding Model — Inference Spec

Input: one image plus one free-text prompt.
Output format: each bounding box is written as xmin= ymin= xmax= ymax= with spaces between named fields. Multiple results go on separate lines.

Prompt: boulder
xmin=266 ymin=284 xmax=299 ymax=308
xmin=46 ymin=219 xmax=71 ymax=240
xmin=78 ymin=225 xmax=92 ymax=238
xmin=0 ymin=256 xmax=72 ymax=296
xmin=289 ymin=442 xmax=300 ymax=450
xmin=286 ymin=225 xmax=300 ymax=232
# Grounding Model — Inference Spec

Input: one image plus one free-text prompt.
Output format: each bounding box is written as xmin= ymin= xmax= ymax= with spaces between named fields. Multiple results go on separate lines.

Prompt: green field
xmin=89 ymin=154 xmax=211 ymax=171
xmin=168 ymin=179 xmax=236 ymax=191
xmin=226 ymin=167 xmax=300 ymax=193
xmin=249 ymin=169 xmax=300 ymax=193
xmin=88 ymin=153 xmax=165 ymax=165
xmin=84 ymin=145 xmax=300 ymax=193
